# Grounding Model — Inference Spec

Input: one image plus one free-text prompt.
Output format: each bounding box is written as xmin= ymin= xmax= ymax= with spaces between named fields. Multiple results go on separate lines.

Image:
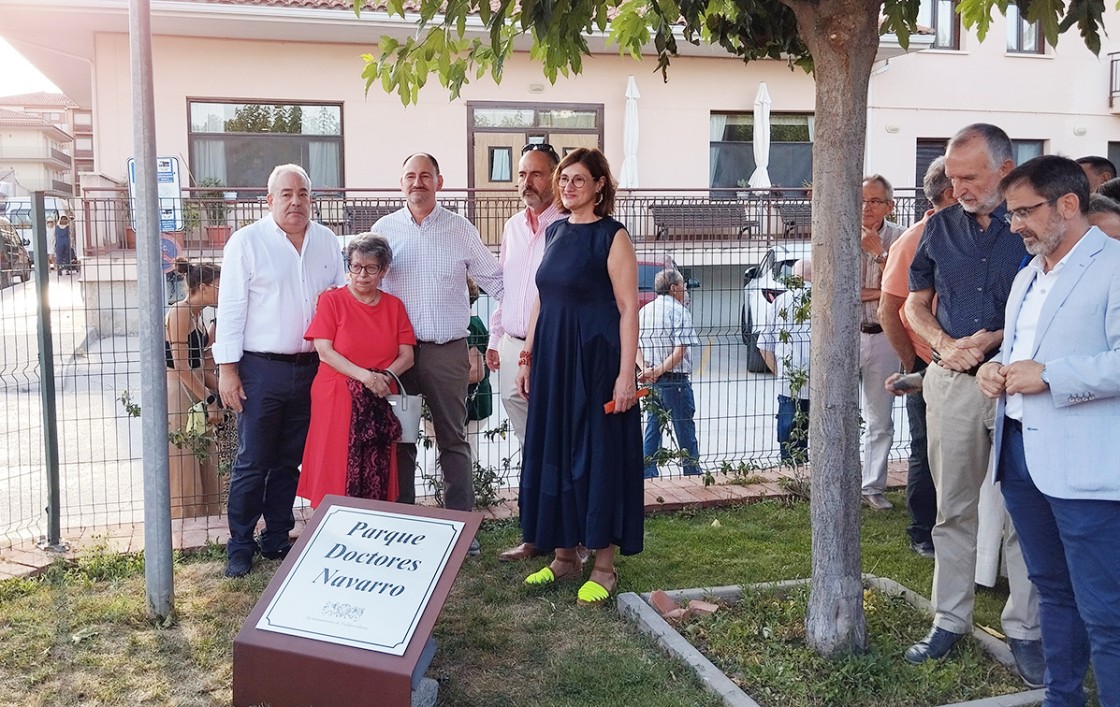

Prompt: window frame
xmin=1006 ymin=5 xmax=1045 ymax=55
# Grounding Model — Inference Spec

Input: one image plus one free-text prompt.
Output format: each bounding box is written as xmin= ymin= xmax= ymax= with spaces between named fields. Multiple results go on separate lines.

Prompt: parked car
xmin=740 ymin=242 xmax=812 ymax=373
xmin=0 ymin=217 xmax=32 ymax=288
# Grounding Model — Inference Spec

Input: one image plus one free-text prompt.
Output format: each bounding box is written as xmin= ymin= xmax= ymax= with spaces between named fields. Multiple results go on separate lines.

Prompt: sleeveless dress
xmin=519 ymin=216 xmax=645 ymax=555
xmin=165 ymin=313 xmax=221 ymax=518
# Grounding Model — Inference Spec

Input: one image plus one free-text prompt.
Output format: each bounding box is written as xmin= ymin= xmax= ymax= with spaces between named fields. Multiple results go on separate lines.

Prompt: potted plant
xmin=197 ymin=177 xmax=231 ymax=247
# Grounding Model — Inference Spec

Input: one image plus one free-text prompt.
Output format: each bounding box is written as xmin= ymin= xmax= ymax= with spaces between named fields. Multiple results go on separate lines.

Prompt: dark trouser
xmin=776 ymin=395 xmax=810 ymax=463
xmin=226 ymin=353 xmax=316 ymax=557
xmin=1001 ymin=419 xmax=1120 ymax=707
xmin=55 ymin=236 xmax=71 ymax=269
xmin=642 ymin=375 xmax=701 ymax=478
xmin=906 ymin=359 xmax=936 ymax=545
xmin=396 ymin=339 xmax=473 ymax=511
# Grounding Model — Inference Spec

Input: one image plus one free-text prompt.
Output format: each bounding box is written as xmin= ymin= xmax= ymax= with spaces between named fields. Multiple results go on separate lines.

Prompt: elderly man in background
xmin=979 ymin=154 xmax=1120 ymax=707
xmin=375 ymin=153 xmax=504 ymax=555
xmin=637 ymin=268 xmax=703 ymax=478
xmin=904 ymin=124 xmax=1042 ymax=685
xmin=215 ymin=163 xmax=346 ymax=578
xmin=486 ymin=143 xmax=563 ymax=562
xmin=879 ymin=157 xmax=954 ymax=557
xmin=858 ymin=174 xmax=904 ymax=510
xmin=1087 ymin=193 xmax=1120 ymax=238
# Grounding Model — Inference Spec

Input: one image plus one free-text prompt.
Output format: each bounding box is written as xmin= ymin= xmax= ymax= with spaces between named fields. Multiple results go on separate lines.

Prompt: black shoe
xmin=1007 ymin=637 xmax=1045 ymax=688
xmin=259 ymin=543 xmax=292 ymax=561
xmin=224 ymin=549 xmax=255 ymax=578
xmin=905 ymin=626 xmax=966 ymax=664
xmin=909 ymin=539 xmax=935 ymax=559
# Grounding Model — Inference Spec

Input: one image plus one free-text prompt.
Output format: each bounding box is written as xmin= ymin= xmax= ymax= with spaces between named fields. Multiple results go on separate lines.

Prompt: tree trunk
xmin=786 ymin=0 xmax=882 ymax=658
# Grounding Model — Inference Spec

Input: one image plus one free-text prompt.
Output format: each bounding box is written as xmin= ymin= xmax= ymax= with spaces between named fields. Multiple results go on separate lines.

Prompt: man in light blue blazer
xmin=978 ymin=155 xmax=1120 ymax=707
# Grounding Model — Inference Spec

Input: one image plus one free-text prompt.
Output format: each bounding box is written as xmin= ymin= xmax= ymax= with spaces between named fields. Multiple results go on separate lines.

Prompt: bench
xmin=777 ymin=202 xmax=812 ymax=239
xmin=344 ymin=204 xmax=403 ymax=234
xmin=649 ymin=202 xmax=759 ymax=241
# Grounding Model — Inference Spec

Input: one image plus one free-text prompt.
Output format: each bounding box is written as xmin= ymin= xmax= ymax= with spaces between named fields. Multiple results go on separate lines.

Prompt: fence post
xmin=130 ymin=0 xmax=175 ymax=620
xmin=32 ymin=191 xmax=65 ymax=551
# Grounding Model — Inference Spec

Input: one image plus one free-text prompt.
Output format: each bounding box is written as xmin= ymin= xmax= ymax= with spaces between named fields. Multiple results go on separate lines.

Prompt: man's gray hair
xmin=1088 ymin=193 xmax=1120 ymax=217
xmin=950 ymin=123 xmax=1013 ymax=170
xmin=653 ymin=268 xmax=684 ymax=295
xmin=267 ymin=164 xmax=312 ymax=195
xmin=863 ymin=174 xmax=894 ymax=201
xmin=346 ymin=232 xmax=393 ymax=269
xmin=923 ymin=156 xmax=952 ymax=205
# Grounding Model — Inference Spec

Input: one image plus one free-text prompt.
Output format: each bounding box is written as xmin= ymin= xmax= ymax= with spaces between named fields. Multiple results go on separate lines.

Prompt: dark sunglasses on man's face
xmin=521 ymin=143 xmax=559 ymax=162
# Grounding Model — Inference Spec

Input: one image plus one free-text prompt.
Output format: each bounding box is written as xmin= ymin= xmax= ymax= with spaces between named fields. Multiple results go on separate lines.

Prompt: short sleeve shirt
xmin=909 ymin=203 xmax=1026 ymax=340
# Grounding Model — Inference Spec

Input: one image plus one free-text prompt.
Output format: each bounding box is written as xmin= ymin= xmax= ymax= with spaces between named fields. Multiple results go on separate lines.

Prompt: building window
xmin=1012 ymin=139 xmax=1044 ymax=164
xmin=187 ymin=100 xmax=343 ymax=190
xmin=1006 ymin=5 xmax=1044 ymax=54
xmin=488 ymin=147 xmax=513 ymax=182
xmin=709 ymin=113 xmax=814 ymax=194
xmin=918 ymin=0 xmax=960 ymax=50
xmin=1109 ymin=142 xmax=1120 ymax=176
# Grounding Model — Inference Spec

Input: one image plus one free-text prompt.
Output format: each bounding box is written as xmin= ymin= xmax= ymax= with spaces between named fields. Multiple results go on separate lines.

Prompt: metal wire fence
xmin=0 ymin=187 xmax=923 ymax=548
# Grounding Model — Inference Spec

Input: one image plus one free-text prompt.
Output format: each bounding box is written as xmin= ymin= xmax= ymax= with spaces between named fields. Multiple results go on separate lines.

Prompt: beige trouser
xmin=924 ymin=364 xmax=1040 ymax=639
xmin=498 ymin=333 xmax=530 ymax=443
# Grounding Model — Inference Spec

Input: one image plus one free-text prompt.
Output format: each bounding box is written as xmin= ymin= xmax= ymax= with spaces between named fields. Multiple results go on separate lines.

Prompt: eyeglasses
xmin=522 ymin=143 xmax=559 ymax=162
xmin=558 ymin=174 xmax=593 ymax=189
xmin=1004 ymin=200 xmax=1055 ymax=224
xmin=348 ymin=262 xmax=383 ymax=276
xmin=861 ymin=199 xmax=890 ymax=207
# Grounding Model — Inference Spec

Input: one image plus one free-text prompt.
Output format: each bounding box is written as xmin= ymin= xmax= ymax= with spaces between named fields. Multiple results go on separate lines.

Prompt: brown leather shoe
xmin=498 ymin=542 xmax=545 ymax=562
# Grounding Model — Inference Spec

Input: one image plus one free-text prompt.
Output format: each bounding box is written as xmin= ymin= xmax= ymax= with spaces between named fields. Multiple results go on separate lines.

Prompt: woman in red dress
xmin=298 ymin=233 xmax=416 ymax=507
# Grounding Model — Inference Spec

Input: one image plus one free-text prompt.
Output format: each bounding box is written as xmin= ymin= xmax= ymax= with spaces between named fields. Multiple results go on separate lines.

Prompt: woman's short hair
xmin=346 ymin=232 xmax=393 ymax=269
xmin=653 ymin=269 xmax=683 ymax=295
xmin=553 ymin=147 xmax=617 ymax=218
xmin=174 ymin=258 xmax=221 ymax=293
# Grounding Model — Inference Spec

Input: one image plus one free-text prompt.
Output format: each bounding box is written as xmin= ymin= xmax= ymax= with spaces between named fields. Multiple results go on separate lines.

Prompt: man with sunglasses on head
xmin=486 ymin=143 xmax=563 ymax=562
xmin=215 ymin=164 xmax=346 ymax=579
xmin=904 ymin=124 xmax=1042 ymax=686
xmin=375 ymin=153 xmax=503 ymax=555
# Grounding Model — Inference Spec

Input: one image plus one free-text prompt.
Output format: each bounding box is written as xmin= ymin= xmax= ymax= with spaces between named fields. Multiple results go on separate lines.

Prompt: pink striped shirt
xmin=487 ymin=203 xmax=563 ymax=349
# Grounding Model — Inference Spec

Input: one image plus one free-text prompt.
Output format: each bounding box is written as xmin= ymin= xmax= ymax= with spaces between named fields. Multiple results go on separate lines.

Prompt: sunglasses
xmin=521 ymin=143 xmax=560 ymax=162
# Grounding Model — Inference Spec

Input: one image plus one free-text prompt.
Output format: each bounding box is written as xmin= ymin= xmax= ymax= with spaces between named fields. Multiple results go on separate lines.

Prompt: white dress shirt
xmin=376 ymin=204 xmax=503 ymax=343
xmin=757 ymin=288 xmax=812 ymax=399
xmin=1004 ymin=236 xmax=1085 ymax=420
xmin=488 ymin=203 xmax=562 ymax=348
xmin=212 ymin=214 xmax=346 ymax=364
xmin=638 ymin=294 xmax=701 ymax=375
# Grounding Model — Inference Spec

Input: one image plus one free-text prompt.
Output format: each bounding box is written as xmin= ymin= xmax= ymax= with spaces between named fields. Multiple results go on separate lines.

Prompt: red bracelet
xmin=518 ymin=350 xmax=532 ymax=367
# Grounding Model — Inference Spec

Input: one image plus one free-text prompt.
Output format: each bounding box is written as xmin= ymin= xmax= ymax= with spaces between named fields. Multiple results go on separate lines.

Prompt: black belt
xmin=508 ymin=334 xmax=526 ymax=342
xmin=659 ymin=371 xmax=689 ymax=381
xmin=860 ymin=324 xmax=883 ymax=335
xmin=245 ymin=351 xmax=319 ymax=365
xmin=1005 ymin=417 xmax=1023 ymax=433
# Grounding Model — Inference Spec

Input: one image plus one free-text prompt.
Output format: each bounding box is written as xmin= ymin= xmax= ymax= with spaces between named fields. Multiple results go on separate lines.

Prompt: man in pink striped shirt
xmin=487 ymin=143 xmax=563 ymax=562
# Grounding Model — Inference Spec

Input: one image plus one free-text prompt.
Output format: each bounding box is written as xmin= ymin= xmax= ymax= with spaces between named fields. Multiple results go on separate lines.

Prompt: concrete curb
xmin=620 ymin=576 xmax=1047 ymax=707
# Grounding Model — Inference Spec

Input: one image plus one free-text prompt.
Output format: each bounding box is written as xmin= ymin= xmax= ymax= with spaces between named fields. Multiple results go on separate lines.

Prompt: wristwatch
xmin=205 ymin=394 xmax=218 ymax=406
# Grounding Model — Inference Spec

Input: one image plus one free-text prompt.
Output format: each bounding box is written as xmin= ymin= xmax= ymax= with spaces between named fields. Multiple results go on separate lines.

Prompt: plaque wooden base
xmin=232 ymin=497 xmax=481 ymax=707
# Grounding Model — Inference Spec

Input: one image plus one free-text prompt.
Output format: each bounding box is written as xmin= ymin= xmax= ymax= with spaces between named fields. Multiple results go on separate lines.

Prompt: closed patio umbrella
xmin=619 ymin=75 xmax=640 ymax=188
xmin=748 ymin=82 xmax=772 ymax=190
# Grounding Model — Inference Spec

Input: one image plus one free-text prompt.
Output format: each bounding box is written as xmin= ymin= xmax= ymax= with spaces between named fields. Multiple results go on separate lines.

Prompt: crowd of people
xmin=162 ymin=122 xmax=1117 ymax=701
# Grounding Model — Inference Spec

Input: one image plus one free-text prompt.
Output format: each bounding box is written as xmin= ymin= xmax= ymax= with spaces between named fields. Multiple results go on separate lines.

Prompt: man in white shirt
xmin=214 ymin=164 xmax=346 ymax=578
xmin=375 ymin=154 xmax=503 ymax=553
xmin=979 ymin=155 xmax=1120 ymax=705
xmin=637 ymin=269 xmax=703 ymax=478
xmin=487 ymin=144 xmax=563 ymax=562
xmin=757 ymin=259 xmax=812 ymax=463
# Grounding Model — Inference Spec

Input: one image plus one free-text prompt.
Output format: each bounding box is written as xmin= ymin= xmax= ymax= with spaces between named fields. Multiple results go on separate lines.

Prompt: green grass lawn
xmin=0 ymin=492 xmax=1027 ymax=706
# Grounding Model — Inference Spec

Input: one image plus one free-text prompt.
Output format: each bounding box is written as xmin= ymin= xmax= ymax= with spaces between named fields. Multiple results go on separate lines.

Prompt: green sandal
xmin=576 ymin=572 xmax=618 ymax=606
xmin=524 ymin=559 xmax=582 ymax=587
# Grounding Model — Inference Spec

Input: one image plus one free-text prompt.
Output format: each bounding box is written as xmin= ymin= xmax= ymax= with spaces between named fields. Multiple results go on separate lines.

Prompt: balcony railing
xmin=0 ymin=146 xmax=73 ymax=168
xmin=78 ymin=186 xmax=925 ymax=255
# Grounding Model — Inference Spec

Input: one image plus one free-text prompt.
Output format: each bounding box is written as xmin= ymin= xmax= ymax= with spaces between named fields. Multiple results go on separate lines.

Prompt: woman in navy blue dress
xmin=515 ymin=148 xmax=643 ymax=606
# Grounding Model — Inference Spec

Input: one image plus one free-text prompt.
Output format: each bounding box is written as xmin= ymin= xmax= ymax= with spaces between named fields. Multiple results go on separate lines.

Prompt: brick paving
xmin=0 ymin=463 xmax=907 ymax=580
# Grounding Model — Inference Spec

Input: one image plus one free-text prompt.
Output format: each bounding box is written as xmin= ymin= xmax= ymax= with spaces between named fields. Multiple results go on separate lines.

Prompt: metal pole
xmin=32 ymin=191 xmax=65 ymax=551
xmin=130 ymin=0 xmax=174 ymax=619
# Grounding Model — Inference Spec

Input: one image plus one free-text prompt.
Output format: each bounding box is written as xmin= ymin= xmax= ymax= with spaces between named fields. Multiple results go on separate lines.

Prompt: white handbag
xmin=382 ymin=370 xmax=422 ymax=442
